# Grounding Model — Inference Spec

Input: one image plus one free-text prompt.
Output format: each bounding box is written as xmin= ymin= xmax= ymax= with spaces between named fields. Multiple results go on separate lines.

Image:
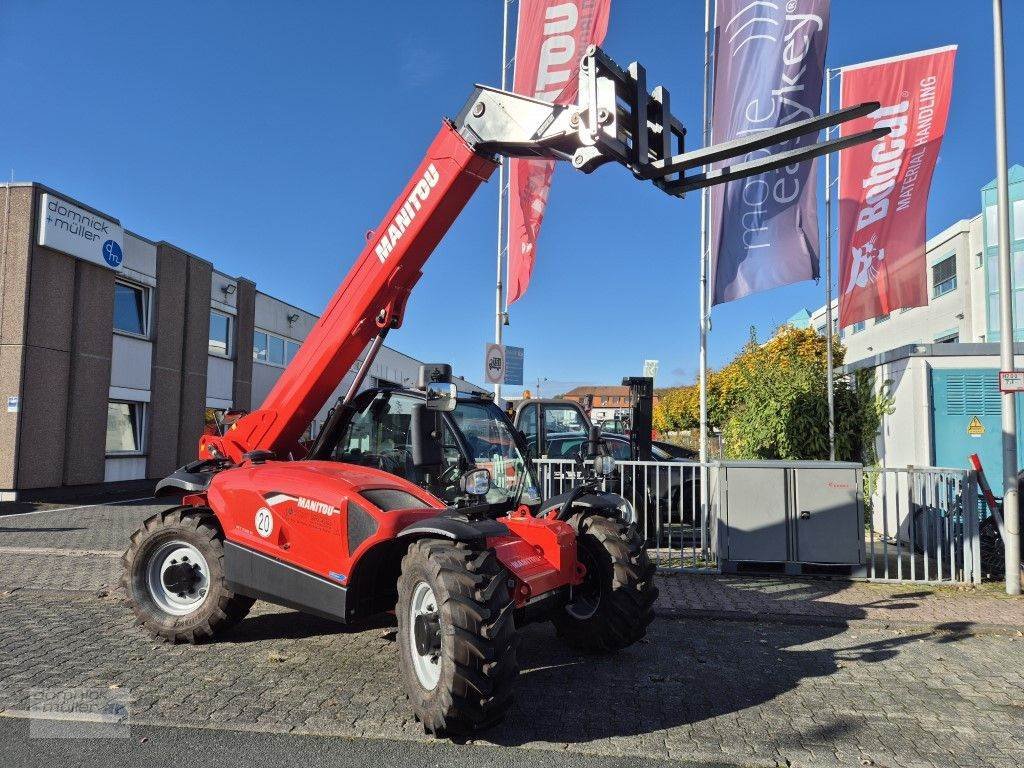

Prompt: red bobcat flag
xmin=838 ymin=46 xmax=957 ymax=327
xmin=506 ymin=0 xmax=611 ymax=304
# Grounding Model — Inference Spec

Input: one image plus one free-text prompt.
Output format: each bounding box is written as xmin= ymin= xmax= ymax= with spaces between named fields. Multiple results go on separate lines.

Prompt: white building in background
xmin=788 ymin=215 xmax=986 ymax=361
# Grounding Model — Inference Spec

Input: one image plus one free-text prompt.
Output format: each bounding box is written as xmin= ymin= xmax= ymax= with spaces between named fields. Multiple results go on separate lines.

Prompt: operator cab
xmin=309 ymin=372 xmax=541 ymax=513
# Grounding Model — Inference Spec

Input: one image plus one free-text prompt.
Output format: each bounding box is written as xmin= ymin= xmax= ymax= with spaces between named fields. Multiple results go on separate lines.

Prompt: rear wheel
xmin=553 ymin=514 xmax=657 ymax=653
xmin=122 ymin=507 xmax=254 ymax=643
xmin=396 ymin=539 xmax=517 ymax=735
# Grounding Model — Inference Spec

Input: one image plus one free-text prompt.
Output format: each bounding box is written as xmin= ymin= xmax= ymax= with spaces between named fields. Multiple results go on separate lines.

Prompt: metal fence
xmin=534 ymin=458 xmax=987 ymax=584
xmin=866 ymin=467 xmax=981 ymax=584
xmin=532 ymin=458 xmax=717 ymax=572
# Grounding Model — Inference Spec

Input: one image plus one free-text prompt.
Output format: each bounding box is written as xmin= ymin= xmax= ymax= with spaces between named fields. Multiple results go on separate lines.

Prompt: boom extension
xmin=198 ymin=46 xmax=887 ymax=465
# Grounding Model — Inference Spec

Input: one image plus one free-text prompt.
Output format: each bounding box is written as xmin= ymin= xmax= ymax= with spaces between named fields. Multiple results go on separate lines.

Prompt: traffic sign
xmin=504 ymin=345 xmax=524 ymax=386
xmin=484 ymin=343 xmax=505 ymax=385
xmin=999 ymin=370 xmax=1024 ymax=392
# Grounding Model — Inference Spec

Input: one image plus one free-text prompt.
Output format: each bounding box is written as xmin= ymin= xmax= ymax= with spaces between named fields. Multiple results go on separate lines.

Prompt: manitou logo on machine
xmin=264 ymin=492 xmax=340 ymax=517
xmin=374 ymin=164 xmax=440 ymax=263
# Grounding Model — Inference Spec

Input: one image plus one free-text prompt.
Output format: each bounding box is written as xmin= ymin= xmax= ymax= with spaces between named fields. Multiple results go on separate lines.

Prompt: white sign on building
xmin=643 ymin=359 xmax=659 ymax=381
xmin=38 ymin=193 xmax=124 ymax=270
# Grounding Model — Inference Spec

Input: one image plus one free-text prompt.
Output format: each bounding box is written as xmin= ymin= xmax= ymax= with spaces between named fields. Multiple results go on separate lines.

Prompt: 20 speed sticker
xmin=254 ymin=508 xmax=274 ymax=538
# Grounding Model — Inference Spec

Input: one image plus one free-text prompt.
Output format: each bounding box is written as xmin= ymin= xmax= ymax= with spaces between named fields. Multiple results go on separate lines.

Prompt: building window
xmin=851 ymin=321 xmax=865 ymax=334
xmin=209 ymin=311 xmax=232 ymax=357
xmin=268 ymin=334 xmax=285 ymax=365
xmin=935 ymin=331 xmax=959 ymax=344
xmin=113 ymin=281 xmax=147 ymax=336
xmin=106 ymin=401 xmax=144 ymax=454
xmin=1015 ymin=199 xmax=1024 ymax=241
xmin=253 ymin=329 xmax=302 ymax=367
xmin=253 ymin=331 xmax=268 ymax=362
xmin=932 ymin=255 xmax=957 ymax=297
xmin=875 ymin=313 xmax=890 ymax=324
xmin=986 ymin=205 xmax=1000 ymax=246
xmin=975 ymin=251 xmax=984 ymax=269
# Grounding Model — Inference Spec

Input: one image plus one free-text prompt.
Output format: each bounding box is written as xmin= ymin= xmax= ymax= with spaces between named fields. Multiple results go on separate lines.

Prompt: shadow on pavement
xmin=220 ymin=608 xmax=395 ymax=644
xmin=211 ymin=575 xmax=979 ymax=751
xmin=478 ymin=579 xmax=979 ymax=749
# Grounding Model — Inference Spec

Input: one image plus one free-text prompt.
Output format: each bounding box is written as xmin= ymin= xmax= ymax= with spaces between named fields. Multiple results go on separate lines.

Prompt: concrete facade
xmin=0 ymin=182 xmax=484 ymax=500
xmin=798 ymin=216 xmax=986 ymax=362
xmin=796 ymin=166 xmax=1024 ymax=363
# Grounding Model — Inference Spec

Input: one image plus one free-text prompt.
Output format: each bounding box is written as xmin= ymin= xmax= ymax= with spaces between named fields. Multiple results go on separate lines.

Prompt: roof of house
xmin=561 ymin=385 xmax=631 ymax=398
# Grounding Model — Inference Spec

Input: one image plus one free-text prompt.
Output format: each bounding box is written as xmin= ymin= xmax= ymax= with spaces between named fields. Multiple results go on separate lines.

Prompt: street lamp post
xmin=992 ymin=0 xmax=1021 ymax=595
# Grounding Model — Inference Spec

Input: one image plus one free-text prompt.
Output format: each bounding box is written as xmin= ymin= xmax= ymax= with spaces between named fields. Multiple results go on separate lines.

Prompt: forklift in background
xmin=513 ymin=376 xmax=655 ymax=461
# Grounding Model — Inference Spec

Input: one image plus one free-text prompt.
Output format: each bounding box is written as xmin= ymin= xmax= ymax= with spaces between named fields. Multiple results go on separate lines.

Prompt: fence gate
xmin=534 ymin=458 xmax=986 ymax=584
xmin=533 ymin=458 xmax=717 ymax=572
xmin=867 ymin=467 xmax=981 ymax=584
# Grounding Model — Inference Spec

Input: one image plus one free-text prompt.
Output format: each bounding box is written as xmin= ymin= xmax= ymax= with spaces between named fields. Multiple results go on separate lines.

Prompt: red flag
xmin=838 ymin=46 xmax=957 ymax=327
xmin=506 ymin=0 xmax=611 ymax=305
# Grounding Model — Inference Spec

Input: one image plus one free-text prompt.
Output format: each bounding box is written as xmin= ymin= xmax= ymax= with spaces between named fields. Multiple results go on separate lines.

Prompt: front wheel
xmin=396 ymin=539 xmax=517 ymax=736
xmin=553 ymin=514 xmax=658 ymax=653
xmin=121 ymin=507 xmax=254 ymax=643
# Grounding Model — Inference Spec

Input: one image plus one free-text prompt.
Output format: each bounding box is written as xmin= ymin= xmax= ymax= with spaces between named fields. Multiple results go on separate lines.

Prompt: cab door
xmin=538 ymin=402 xmax=591 ymax=458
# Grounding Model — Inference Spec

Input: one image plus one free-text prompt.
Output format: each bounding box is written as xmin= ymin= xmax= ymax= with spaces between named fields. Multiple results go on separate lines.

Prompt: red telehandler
xmin=122 ymin=47 xmax=886 ymax=735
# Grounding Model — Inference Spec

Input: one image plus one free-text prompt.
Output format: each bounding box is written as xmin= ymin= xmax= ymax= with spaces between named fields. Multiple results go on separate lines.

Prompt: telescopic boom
xmin=199 ymin=47 xmax=887 ymax=465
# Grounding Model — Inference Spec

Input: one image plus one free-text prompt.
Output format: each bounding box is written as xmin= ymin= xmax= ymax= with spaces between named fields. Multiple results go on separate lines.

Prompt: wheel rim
xmin=566 ymin=541 xmax=602 ymax=620
xmin=409 ymin=581 xmax=442 ymax=690
xmin=145 ymin=540 xmax=211 ymax=616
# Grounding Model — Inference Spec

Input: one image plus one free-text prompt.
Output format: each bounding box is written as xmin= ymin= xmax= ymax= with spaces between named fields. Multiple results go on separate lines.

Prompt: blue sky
xmin=2 ymin=1 xmax=1021 ymax=394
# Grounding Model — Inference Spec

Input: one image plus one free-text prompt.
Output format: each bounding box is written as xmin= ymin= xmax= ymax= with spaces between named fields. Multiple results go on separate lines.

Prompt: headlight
xmin=595 ymin=454 xmax=616 ymax=476
xmin=616 ymin=498 xmax=636 ymax=525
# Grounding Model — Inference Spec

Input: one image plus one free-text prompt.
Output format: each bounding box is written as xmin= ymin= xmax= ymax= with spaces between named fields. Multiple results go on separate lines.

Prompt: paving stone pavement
xmin=1 ymin=588 xmax=1023 ymax=768
xmin=2 ymin=500 xmax=1024 ymax=767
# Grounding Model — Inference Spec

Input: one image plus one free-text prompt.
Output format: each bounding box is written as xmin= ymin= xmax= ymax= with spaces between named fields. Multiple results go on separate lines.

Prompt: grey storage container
xmin=712 ymin=461 xmax=865 ymax=575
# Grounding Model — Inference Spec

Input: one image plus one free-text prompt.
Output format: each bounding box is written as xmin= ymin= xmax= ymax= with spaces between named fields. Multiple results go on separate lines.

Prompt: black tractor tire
xmin=553 ymin=513 xmax=657 ymax=653
xmin=122 ymin=507 xmax=255 ymax=643
xmin=396 ymin=539 xmax=517 ymax=736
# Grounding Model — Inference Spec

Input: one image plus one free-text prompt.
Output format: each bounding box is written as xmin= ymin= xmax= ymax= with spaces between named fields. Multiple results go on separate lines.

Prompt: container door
xmin=931 ymin=368 xmax=1003 ymax=477
xmin=793 ymin=467 xmax=862 ymax=564
xmin=723 ymin=466 xmax=788 ymax=562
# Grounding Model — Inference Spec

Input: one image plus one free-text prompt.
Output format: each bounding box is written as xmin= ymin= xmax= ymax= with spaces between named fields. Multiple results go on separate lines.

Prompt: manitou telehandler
xmin=122 ymin=46 xmax=886 ymax=735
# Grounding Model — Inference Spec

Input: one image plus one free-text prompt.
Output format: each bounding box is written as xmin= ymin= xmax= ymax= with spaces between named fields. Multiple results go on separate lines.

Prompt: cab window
xmin=335 ymin=393 xmax=418 ymax=479
xmin=518 ymin=404 xmax=537 ymax=449
xmin=543 ymin=405 xmax=588 ymax=437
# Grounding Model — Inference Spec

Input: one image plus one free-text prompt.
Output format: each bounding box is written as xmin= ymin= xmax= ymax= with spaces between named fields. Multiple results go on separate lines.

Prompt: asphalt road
xmin=0 ymin=716 xmax=721 ymax=768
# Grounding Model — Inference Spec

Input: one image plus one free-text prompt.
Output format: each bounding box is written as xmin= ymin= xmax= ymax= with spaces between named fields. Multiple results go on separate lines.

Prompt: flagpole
xmin=699 ymin=0 xmax=712 ymax=558
xmin=824 ymin=67 xmax=837 ymax=461
xmin=493 ymin=0 xmax=513 ymax=401
xmin=992 ymin=0 xmax=1021 ymax=595
xmin=699 ymin=0 xmax=712 ymax=466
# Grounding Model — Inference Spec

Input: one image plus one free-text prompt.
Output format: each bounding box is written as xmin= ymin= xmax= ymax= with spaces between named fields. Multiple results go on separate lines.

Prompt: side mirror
xmin=460 ymin=468 xmax=491 ymax=497
xmin=425 ymin=381 xmax=457 ymax=412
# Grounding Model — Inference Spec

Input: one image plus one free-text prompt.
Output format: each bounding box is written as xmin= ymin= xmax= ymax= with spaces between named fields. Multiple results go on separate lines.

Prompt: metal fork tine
xmin=663 ymin=127 xmax=889 ymax=196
